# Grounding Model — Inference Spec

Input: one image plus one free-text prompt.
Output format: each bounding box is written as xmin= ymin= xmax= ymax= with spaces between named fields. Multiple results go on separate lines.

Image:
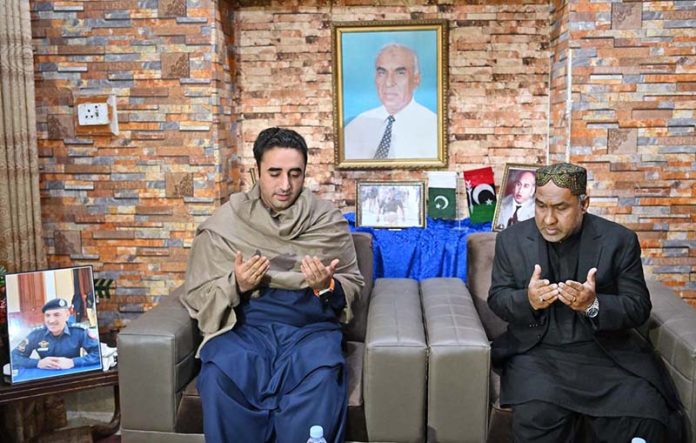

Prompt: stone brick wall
xmin=31 ymin=0 xmax=228 ymax=328
xmin=235 ymin=2 xmax=551 ymax=211
xmin=550 ymin=1 xmax=695 ymax=300
xmin=549 ymin=0 xmax=570 ymax=162
xmin=214 ymin=0 xmax=243 ymax=198
xmin=29 ymin=0 xmax=693 ymax=330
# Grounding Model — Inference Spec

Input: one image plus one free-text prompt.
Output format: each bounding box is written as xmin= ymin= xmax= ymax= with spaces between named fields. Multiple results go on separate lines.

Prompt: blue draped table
xmin=345 ymin=213 xmax=491 ymax=282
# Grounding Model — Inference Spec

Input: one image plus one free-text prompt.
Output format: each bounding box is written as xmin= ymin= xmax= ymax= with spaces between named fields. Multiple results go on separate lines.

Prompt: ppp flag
xmin=427 ymin=171 xmax=457 ymax=220
xmin=463 ymin=167 xmax=496 ymax=224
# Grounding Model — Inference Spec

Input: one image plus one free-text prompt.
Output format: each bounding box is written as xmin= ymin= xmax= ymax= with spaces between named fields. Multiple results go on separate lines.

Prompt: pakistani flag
xmin=427 ymin=171 xmax=457 ymax=220
xmin=463 ymin=167 xmax=496 ymax=224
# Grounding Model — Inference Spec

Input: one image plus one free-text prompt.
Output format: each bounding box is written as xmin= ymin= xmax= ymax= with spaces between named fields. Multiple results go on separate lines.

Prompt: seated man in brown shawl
xmin=181 ymin=128 xmax=364 ymax=443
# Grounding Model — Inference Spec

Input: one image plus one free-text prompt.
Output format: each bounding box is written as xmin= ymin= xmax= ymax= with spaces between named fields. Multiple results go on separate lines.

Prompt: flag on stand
xmin=463 ymin=167 xmax=496 ymax=224
xmin=427 ymin=171 xmax=457 ymax=220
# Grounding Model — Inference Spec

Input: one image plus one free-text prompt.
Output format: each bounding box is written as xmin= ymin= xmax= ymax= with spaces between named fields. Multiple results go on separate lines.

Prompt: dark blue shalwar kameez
xmin=197 ymin=285 xmax=347 ymax=443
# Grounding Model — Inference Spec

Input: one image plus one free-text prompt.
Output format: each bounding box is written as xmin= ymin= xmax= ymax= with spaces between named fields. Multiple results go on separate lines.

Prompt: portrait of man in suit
xmin=343 ymin=43 xmax=437 ymax=161
xmin=333 ymin=21 xmax=447 ymax=168
xmin=493 ymin=166 xmax=538 ymax=231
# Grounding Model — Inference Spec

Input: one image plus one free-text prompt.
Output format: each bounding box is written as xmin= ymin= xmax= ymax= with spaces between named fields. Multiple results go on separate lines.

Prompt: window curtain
xmin=0 ymin=0 xmax=46 ymax=273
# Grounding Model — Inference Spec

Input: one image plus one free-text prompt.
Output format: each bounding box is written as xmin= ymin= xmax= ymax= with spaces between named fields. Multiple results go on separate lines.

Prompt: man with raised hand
xmin=181 ymin=127 xmax=364 ymax=443
xmin=488 ymin=162 xmax=685 ymax=442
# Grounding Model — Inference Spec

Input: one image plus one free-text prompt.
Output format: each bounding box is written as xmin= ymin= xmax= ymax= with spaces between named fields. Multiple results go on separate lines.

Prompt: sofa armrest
xmin=364 ymin=278 xmax=427 ymax=443
xmin=118 ymin=287 xmax=201 ymax=433
xmin=421 ymin=277 xmax=491 ymax=443
xmin=645 ymin=280 xmax=696 ymax=440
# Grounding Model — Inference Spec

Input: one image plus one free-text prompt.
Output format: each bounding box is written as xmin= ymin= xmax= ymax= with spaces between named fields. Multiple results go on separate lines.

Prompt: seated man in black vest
xmin=488 ymin=162 xmax=684 ymax=442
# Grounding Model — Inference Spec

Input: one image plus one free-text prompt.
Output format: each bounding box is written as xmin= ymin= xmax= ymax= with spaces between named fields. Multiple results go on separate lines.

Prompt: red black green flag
xmin=463 ymin=167 xmax=496 ymax=224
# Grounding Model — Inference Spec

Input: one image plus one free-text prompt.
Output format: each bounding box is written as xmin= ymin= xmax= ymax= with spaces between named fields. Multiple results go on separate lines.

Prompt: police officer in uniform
xmin=11 ymin=298 xmax=100 ymax=370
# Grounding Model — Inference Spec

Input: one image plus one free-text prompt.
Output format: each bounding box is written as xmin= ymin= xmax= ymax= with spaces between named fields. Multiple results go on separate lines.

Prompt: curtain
xmin=0 ymin=0 xmax=46 ymax=273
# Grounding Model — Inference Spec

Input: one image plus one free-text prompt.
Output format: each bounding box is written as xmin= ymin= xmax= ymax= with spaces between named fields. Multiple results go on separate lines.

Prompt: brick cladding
xmin=548 ymin=0 xmax=570 ymax=162
xmin=31 ymin=0 xmax=551 ymax=328
xmin=29 ymin=0 xmax=693 ymax=329
xmin=214 ymin=0 xmax=242 ymax=199
xmin=235 ymin=2 xmax=550 ymax=208
xmin=30 ymin=0 xmax=231 ymax=329
xmin=548 ymin=1 xmax=695 ymax=301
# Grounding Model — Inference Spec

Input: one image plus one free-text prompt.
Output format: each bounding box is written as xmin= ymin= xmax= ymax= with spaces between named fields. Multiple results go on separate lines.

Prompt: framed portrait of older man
xmin=492 ymin=163 xmax=541 ymax=232
xmin=332 ymin=20 xmax=448 ymax=169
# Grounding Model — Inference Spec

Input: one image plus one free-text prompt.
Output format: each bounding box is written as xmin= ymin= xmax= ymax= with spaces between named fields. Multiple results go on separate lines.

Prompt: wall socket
xmin=74 ymin=93 xmax=119 ymax=135
xmin=77 ymin=102 xmax=110 ymax=126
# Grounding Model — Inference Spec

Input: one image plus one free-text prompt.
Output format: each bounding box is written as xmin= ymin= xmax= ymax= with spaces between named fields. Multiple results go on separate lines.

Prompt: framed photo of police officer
xmin=332 ymin=20 xmax=449 ymax=169
xmin=4 ymin=266 xmax=102 ymax=384
xmin=356 ymin=181 xmax=425 ymax=229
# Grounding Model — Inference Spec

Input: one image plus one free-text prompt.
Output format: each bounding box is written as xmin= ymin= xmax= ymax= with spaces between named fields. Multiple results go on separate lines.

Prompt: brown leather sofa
xmin=464 ymin=232 xmax=696 ymax=443
xmin=117 ymin=232 xmax=428 ymax=443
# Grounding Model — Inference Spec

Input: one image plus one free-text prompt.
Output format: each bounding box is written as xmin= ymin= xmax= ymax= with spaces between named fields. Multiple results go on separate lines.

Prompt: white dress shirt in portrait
xmin=495 ymin=194 xmax=536 ymax=230
xmin=344 ymin=99 xmax=437 ymax=160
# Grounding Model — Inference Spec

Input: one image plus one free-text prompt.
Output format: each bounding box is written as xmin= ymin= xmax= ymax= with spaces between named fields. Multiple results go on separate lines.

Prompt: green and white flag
xmin=427 ymin=171 xmax=457 ymax=220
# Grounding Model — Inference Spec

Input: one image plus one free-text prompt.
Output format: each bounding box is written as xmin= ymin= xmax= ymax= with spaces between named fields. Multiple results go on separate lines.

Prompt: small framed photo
xmin=356 ymin=181 xmax=425 ymax=229
xmin=332 ymin=20 xmax=449 ymax=169
xmin=492 ymin=163 xmax=541 ymax=232
xmin=5 ymin=266 xmax=103 ymax=384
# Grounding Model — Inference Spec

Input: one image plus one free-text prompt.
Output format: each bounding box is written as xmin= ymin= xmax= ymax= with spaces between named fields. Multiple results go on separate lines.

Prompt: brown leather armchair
xmin=117 ymin=232 xmax=428 ymax=443
xmin=463 ymin=232 xmax=696 ymax=443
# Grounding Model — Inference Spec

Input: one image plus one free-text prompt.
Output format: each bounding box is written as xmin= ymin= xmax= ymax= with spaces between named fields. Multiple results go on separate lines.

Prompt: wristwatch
xmin=585 ymin=297 xmax=599 ymax=318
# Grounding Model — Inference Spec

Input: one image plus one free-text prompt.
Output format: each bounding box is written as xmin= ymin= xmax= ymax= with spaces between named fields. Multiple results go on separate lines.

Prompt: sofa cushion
xmin=345 ymin=341 xmax=367 ymax=441
xmin=346 ymin=341 xmax=364 ymax=408
xmin=343 ymin=232 xmax=374 ymax=343
xmin=466 ymin=232 xmax=508 ymax=340
xmin=421 ymin=277 xmax=490 ymax=443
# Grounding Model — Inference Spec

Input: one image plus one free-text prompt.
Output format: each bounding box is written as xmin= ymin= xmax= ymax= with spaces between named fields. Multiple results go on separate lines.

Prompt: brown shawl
xmin=180 ymin=185 xmax=364 ymax=354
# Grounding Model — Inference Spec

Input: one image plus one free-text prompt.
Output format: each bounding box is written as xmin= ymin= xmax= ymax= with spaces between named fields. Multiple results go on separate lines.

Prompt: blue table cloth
xmin=345 ymin=213 xmax=491 ymax=282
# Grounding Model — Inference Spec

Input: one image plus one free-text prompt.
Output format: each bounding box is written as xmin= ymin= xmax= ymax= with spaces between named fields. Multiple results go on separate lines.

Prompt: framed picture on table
xmin=5 ymin=266 xmax=103 ymax=384
xmin=332 ymin=20 xmax=449 ymax=169
xmin=356 ymin=181 xmax=425 ymax=229
xmin=492 ymin=163 xmax=541 ymax=232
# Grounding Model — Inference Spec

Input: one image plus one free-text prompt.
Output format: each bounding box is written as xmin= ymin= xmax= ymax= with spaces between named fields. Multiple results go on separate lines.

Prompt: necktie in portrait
xmin=374 ymin=115 xmax=395 ymax=159
xmin=507 ymin=205 xmax=520 ymax=227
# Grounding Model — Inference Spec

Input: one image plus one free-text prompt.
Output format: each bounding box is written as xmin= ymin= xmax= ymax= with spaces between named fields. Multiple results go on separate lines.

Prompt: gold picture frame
xmin=491 ymin=163 xmax=541 ymax=232
xmin=356 ymin=181 xmax=426 ymax=229
xmin=332 ymin=20 xmax=449 ymax=169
